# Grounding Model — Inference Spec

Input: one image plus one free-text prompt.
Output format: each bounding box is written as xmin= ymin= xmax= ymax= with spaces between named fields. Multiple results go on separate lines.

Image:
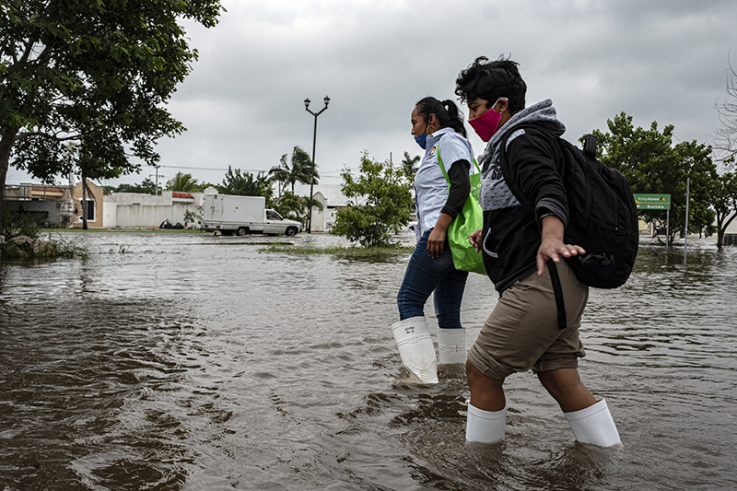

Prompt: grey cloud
xmin=10 ymin=0 xmax=736 ymax=188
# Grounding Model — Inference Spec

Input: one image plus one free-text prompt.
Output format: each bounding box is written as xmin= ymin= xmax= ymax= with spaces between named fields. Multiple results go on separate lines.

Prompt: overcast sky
xmin=7 ymin=0 xmax=737 ymax=189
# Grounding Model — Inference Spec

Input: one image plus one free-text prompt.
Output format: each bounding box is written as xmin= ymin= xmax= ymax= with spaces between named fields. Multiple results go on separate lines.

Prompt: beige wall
xmin=70 ymin=180 xmax=104 ymax=228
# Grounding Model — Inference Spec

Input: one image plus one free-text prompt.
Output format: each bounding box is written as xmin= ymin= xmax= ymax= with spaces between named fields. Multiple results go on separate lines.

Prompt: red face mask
xmin=468 ymin=98 xmax=503 ymax=142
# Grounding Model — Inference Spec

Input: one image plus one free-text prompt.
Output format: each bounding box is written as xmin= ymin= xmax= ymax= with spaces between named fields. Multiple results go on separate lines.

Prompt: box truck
xmin=201 ymin=194 xmax=302 ymax=236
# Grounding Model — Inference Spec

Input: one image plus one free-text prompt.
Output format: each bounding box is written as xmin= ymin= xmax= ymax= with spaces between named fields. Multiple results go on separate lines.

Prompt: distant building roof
xmin=172 ymin=192 xmax=195 ymax=199
xmin=31 ymin=187 xmax=65 ymax=194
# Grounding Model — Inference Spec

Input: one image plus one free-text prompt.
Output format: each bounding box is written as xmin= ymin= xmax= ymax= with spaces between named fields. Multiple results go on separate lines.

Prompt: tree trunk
xmin=82 ymin=175 xmax=88 ymax=230
xmin=717 ymin=211 xmax=737 ymax=249
xmin=0 ymin=129 xmax=18 ymax=237
xmin=84 ymin=178 xmax=95 ymax=226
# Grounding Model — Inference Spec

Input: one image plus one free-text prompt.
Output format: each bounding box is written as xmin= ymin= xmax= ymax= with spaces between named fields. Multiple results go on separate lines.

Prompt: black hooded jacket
xmin=477 ymin=100 xmax=569 ymax=294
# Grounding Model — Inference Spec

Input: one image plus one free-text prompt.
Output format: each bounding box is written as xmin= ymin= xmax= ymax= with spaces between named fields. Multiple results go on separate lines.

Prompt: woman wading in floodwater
xmin=391 ymin=97 xmax=475 ymax=384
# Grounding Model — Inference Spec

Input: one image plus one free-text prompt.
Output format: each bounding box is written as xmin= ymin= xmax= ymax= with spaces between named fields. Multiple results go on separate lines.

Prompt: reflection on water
xmin=1 ymin=233 xmax=736 ymax=490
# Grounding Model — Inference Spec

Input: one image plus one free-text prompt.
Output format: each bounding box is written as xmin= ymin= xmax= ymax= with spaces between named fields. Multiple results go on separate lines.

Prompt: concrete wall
xmin=103 ymin=201 xmax=118 ymax=228
xmin=110 ymin=203 xmax=202 ymax=228
xmin=726 ymin=217 xmax=737 ymax=234
xmin=309 ymin=192 xmax=328 ymax=232
xmin=103 ymin=190 xmax=207 ymax=228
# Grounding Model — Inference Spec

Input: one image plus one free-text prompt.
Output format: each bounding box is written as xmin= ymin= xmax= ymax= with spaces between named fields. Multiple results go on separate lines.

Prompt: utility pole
xmin=684 ymin=177 xmax=690 ymax=264
xmin=150 ymin=165 xmax=164 ymax=195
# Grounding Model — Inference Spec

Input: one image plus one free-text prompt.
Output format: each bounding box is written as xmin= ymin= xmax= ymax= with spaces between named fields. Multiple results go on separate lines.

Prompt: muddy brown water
xmin=1 ymin=232 xmax=736 ymax=490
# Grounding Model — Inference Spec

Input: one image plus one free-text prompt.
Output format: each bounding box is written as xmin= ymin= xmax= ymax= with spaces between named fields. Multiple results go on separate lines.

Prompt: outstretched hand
xmin=537 ymin=216 xmax=585 ymax=276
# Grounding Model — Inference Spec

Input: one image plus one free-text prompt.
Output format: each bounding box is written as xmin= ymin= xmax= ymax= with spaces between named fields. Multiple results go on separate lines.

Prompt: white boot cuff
xmin=391 ymin=317 xmax=438 ymax=384
xmin=437 ymin=328 xmax=466 ymax=365
xmin=565 ymin=399 xmax=622 ymax=447
xmin=466 ymin=403 xmax=506 ymax=443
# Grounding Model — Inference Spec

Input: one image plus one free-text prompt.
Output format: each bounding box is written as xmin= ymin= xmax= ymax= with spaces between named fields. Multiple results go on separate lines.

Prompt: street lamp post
xmin=304 ymin=96 xmax=330 ymax=233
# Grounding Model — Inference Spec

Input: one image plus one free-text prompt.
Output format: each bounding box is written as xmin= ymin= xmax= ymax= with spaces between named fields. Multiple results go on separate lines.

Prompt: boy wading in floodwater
xmin=456 ymin=56 xmax=621 ymax=447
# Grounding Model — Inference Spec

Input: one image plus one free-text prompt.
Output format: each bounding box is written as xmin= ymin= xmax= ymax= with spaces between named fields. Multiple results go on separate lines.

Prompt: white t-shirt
xmin=413 ymin=127 xmax=474 ymax=242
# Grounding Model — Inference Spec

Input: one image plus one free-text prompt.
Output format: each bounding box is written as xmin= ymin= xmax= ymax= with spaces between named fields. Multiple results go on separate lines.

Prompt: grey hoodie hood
xmin=477 ymin=99 xmax=566 ymax=212
xmin=482 ymin=99 xmax=565 ymax=164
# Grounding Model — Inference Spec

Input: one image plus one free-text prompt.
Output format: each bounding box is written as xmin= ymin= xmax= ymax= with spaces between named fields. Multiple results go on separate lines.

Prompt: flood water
xmin=1 ymin=231 xmax=736 ymax=490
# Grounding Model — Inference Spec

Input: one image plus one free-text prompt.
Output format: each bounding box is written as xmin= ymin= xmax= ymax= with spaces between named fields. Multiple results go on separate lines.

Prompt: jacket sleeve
xmin=440 ymin=160 xmax=471 ymax=218
xmin=505 ymin=131 xmax=568 ymax=226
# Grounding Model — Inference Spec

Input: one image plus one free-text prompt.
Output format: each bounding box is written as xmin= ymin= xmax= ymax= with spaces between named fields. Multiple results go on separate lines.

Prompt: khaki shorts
xmin=468 ymin=260 xmax=589 ymax=379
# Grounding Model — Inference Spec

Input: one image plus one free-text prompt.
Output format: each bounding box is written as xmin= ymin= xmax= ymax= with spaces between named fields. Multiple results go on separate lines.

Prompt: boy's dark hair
xmin=455 ymin=56 xmax=527 ymax=112
xmin=415 ymin=97 xmax=467 ymax=138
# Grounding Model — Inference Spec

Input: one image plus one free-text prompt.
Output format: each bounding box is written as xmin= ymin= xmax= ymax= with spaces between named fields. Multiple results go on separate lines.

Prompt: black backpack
xmin=500 ymin=127 xmax=639 ymax=290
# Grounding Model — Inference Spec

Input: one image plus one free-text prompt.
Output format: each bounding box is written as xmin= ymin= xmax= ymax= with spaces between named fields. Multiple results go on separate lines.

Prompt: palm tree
xmin=166 ymin=172 xmax=198 ymax=192
xmin=268 ymin=146 xmax=319 ymax=195
xmin=401 ymin=151 xmax=420 ymax=178
xmin=268 ymin=154 xmax=291 ymax=196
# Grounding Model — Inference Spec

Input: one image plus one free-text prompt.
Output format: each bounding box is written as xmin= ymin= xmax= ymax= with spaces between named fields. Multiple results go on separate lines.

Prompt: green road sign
xmin=634 ymin=193 xmax=671 ymax=210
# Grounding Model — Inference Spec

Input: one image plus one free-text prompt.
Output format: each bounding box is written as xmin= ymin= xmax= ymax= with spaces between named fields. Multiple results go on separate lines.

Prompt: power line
xmin=151 ymin=164 xmax=266 ymax=172
xmin=148 ymin=164 xmax=343 ymax=177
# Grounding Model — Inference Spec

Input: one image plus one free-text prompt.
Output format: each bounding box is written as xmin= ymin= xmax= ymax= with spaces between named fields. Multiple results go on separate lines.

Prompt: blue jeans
xmin=397 ymin=229 xmax=469 ymax=328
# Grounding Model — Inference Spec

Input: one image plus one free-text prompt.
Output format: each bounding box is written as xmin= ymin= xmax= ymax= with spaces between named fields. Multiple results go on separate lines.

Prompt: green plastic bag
xmin=437 ymin=152 xmax=487 ymax=275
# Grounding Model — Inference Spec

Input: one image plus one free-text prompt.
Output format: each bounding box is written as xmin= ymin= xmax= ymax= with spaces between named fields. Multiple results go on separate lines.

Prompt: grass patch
xmin=0 ymin=233 xmax=89 ymax=261
xmin=264 ymin=244 xmax=413 ymax=256
xmin=51 ymin=234 xmax=90 ymax=259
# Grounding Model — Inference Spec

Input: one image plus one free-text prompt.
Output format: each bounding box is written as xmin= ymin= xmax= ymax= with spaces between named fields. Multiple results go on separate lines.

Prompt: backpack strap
xmin=547 ymin=260 xmax=568 ymax=330
xmin=499 ymin=127 xmax=568 ymax=330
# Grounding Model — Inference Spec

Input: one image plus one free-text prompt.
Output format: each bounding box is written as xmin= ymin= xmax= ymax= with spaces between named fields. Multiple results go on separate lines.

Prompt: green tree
xmin=401 ymin=151 xmax=420 ymax=179
xmin=268 ymin=146 xmax=318 ymax=194
xmin=272 ymin=190 xmax=323 ymax=228
xmin=217 ymin=167 xmax=273 ymax=204
xmin=709 ymin=171 xmax=737 ymax=247
xmin=194 ymin=181 xmax=217 ymax=192
xmin=675 ymin=141 xmax=717 ymax=238
xmin=166 ymin=172 xmax=199 ymax=192
xmin=591 ymin=113 xmax=717 ymax=245
xmin=111 ymin=178 xmax=158 ymax=194
xmin=332 ymin=152 xmax=414 ymax=247
xmin=0 ymin=0 xmax=223 ymax=233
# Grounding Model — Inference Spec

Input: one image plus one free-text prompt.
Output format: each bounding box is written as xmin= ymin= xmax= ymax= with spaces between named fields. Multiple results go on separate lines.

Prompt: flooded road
xmin=1 ymin=232 xmax=736 ymax=490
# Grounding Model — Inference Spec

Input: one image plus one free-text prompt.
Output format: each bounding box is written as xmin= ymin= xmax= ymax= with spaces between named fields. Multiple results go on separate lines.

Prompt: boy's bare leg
xmin=466 ymin=361 xmax=506 ymax=412
xmin=537 ymin=368 xmax=597 ymax=412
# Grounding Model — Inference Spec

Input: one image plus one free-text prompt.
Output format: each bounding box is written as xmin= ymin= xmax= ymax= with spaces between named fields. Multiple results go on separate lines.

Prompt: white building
xmin=293 ymin=183 xmax=367 ymax=233
xmin=103 ymin=188 xmax=215 ymax=229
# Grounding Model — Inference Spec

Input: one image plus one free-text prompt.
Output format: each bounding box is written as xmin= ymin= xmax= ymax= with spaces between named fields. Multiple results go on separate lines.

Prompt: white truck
xmin=201 ymin=194 xmax=302 ymax=236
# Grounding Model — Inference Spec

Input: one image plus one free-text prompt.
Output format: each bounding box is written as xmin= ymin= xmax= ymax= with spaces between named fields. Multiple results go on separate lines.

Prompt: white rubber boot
xmin=391 ymin=317 xmax=438 ymax=384
xmin=437 ymin=328 xmax=466 ymax=365
xmin=466 ymin=403 xmax=506 ymax=443
xmin=565 ymin=399 xmax=621 ymax=447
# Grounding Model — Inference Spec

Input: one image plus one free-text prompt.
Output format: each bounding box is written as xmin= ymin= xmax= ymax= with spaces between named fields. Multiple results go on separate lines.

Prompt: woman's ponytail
xmin=442 ymin=99 xmax=467 ymax=138
xmin=415 ymin=97 xmax=467 ymax=138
